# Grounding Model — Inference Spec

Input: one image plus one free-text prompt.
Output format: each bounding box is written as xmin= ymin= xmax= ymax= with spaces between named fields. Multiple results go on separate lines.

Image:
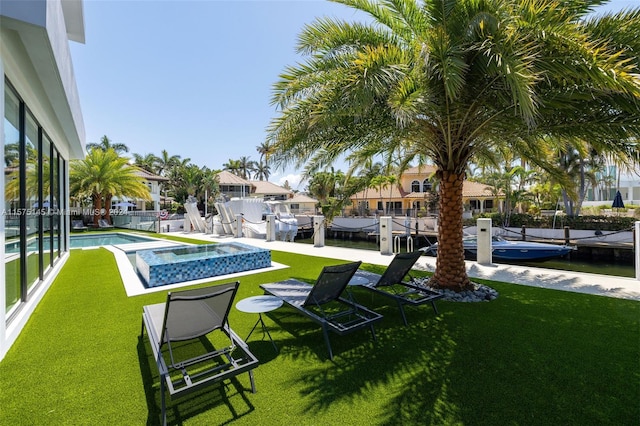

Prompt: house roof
xmin=399 ymin=181 xmax=497 ymax=198
xmin=351 ymin=185 xmax=407 ymax=200
xmin=402 ymin=165 xmax=438 ymax=176
xmin=463 ymin=180 xmax=498 ymax=198
xmin=250 ymin=180 xmax=292 ymax=196
xmin=217 ymin=170 xmax=251 ymax=185
xmin=285 ymin=193 xmax=318 ymax=203
xmin=131 ymin=166 xmax=168 ymax=182
xmin=349 ymin=178 xmax=499 ymax=200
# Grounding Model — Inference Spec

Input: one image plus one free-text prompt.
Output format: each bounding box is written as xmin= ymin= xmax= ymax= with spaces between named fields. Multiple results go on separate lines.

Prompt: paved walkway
xmin=171 ymin=232 xmax=640 ymax=302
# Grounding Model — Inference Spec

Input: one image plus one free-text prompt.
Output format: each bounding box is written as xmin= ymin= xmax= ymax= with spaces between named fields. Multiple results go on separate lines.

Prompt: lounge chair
xmin=260 ymin=261 xmax=383 ymax=360
xmin=71 ymin=220 xmax=88 ymax=232
xmin=98 ymin=219 xmax=114 ymax=229
xmin=140 ymin=282 xmax=259 ymax=425
xmin=350 ymin=251 xmax=443 ymax=325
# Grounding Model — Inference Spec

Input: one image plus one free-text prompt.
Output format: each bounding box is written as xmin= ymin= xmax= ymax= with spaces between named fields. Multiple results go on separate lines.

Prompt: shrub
xmin=466 ymin=213 xmax=635 ymax=231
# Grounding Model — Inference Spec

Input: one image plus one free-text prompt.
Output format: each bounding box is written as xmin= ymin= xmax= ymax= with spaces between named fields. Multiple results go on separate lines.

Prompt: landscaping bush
xmin=466 ymin=213 xmax=636 ymax=231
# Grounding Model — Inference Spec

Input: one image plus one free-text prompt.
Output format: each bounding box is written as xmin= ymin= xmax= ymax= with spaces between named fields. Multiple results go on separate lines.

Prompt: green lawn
xmin=1 ymin=240 xmax=638 ymax=425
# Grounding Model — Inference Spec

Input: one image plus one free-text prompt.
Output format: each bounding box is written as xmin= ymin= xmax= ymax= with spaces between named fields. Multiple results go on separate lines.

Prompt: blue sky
xmin=71 ymin=0 xmax=636 ymax=191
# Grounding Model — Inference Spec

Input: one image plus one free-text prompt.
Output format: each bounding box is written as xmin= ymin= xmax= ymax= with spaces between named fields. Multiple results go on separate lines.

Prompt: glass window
xmin=411 ymin=180 xmax=420 ymax=193
xmin=4 ymin=84 xmax=21 ymax=313
xmin=61 ymin=158 xmax=67 ymax=252
xmin=42 ymin=134 xmax=52 ymax=272
xmin=52 ymin=147 xmax=60 ymax=257
xmin=385 ymin=201 xmax=402 ymax=215
xmin=4 ymin=79 xmax=69 ymax=317
xmin=423 ymin=179 xmax=432 ymax=192
xmin=25 ymin=111 xmax=40 ymax=289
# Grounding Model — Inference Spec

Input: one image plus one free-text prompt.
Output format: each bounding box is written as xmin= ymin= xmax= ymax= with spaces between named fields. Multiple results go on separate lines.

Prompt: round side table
xmin=348 ymin=275 xmax=370 ymax=286
xmin=236 ymin=295 xmax=283 ymax=351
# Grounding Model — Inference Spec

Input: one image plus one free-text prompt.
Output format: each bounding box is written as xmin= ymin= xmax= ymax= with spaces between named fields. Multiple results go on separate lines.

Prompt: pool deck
xmin=168 ymin=232 xmax=640 ymax=302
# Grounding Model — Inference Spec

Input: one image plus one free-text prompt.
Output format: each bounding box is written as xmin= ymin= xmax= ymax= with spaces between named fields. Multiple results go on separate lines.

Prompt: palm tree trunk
xmin=92 ymin=193 xmax=102 ymax=226
xmin=104 ymin=194 xmax=113 ymax=224
xmin=430 ymin=171 xmax=472 ymax=291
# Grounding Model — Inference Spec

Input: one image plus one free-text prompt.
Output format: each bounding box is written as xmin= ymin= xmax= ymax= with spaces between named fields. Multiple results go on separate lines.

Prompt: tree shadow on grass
xmin=286 ymin=311 xmax=459 ymax=424
xmin=281 ymin=283 xmax=640 ymax=425
xmin=264 ymin=303 xmax=387 ymax=362
xmin=136 ymin=334 xmax=256 ymax=425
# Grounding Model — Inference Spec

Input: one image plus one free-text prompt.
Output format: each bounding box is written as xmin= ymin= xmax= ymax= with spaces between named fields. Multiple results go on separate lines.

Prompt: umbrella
xmin=612 ymin=191 xmax=625 ymax=209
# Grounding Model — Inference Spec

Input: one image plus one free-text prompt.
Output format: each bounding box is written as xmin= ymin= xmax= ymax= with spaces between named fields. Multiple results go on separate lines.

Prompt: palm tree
xmin=352 ymin=160 xmax=384 ymax=215
xmin=222 ymin=159 xmax=242 ymax=176
xmin=156 ymin=150 xmax=186 ymax=176
xmin=256 ymin=141 xmax=273 ymax=164
xmin=369 ymin=175 xmax=388 ymax=214
xmin=86 ymin=135 xmax=129 ymax=154
xmin=266 ymin=0 xmax=640 ymax=291
xmin=69 ymin=149 xmax=150 ymax=226
xmin=238 ymin=156 xmax=256 ymax=180
xmin=200 ymin=167 xmax=221 ymax=212
xmin=132 ymin=153 xmax=159 ymax=173
xmin=482 ymin=166 xmax=533 ymax=225
xmin=254 ymin=161 xmax=271 ymax=181
xmin=307 ymin=171 xmax=336 ymax=204
xmin=4 ymin=143 xmax=19 ymax=166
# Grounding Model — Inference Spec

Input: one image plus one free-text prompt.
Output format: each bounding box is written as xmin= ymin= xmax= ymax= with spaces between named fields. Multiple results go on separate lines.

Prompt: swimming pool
xmin=136 ymin=242 xmax=271 ymax=287
xmin=4 ymin=232 xmax=159 ymax=254
xmin=70 ymin=232 xmax=158 ymax=248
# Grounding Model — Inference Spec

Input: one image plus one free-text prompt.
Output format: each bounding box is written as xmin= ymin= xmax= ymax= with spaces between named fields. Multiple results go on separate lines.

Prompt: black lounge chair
xmin=71 ymin=220 xmax=88 ymax=232
xmin=98 ymin=219 xmax=114 ymax=229
xmin=351 ymin=251 xmax=443 ymax=325
xmin=140 ymin=282 xmax=259 ymax=425
xmin=260 ymin=261 xmax=383 ymax=360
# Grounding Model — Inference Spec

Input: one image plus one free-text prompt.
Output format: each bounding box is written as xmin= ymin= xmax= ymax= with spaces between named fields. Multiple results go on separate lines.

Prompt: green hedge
xmin=466 ymin=213 xmax=636 ymax=231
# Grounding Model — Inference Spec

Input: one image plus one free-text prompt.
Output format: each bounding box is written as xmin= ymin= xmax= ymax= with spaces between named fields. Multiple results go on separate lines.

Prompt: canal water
xmin=294 ymin=236 xmax=636 ymax=278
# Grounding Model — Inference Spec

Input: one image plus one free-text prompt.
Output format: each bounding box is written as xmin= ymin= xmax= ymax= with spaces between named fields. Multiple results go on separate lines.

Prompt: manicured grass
xmin=1 ymin=243 xmax=638 ymax=425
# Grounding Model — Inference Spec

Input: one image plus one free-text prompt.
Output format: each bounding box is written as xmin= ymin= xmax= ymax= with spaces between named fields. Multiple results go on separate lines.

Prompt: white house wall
xmin=1 ymin=0 xmax=85 ymax=158
xmin=1 ymin=0 xmax=85 ymax=361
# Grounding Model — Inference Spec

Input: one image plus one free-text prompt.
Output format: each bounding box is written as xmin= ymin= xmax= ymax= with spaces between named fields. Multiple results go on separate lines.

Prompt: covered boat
xmin=421 ymin=234 xmax=575 ymax=262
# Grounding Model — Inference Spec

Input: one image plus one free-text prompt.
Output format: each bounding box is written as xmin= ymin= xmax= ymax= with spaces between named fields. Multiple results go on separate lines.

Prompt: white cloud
xmin=277 ymin=173 xmax=306 ymax=191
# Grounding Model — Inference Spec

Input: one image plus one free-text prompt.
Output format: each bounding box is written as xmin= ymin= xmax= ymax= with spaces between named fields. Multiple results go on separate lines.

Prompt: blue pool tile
xmin=136 ymin=242 xmax=271 ymax=287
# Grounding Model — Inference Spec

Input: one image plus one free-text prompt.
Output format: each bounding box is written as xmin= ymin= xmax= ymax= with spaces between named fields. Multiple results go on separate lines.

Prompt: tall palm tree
xmin=132 ymin=153 xmax=159 ymax=173
xmin=222 ymin=159 xmax=242 ymax=176
xmin=307 ymin=171 xmax=336 ymax=204
xmin=86 ymin=135 xmax=129 ymax=154
xmin=256 ymin=141 xmax=274 ymax=164
xmin=254 ymin=161 xmax=271 ymax=181
xmin=307 ymin=169 xmax=346 ymax=220
xmin=200 ymin=167 xmax=221 ymax=211
xmin=156 ymin=150 xmax=186 ymax=176
xmin=69 ymin=149 xmax=150 ymax=226
xmin=4 ymin=143 xmax=19 ymax=166
xmin=266 ymin=0 xmax=640 ymax=291
xmin=238 ymin=156 xmax=256 ymax=180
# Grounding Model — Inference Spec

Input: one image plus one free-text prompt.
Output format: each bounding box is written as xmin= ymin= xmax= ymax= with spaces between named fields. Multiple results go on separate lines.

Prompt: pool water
xmin=70 ymin=233 xmax=157 ymax=248
xmin=150 ymin=243 xmax=252 ymax=262
xmin=136 ymin=242 xmax=271 ymax=287
xmin=5 ymin=232 xmax=158 ymax=254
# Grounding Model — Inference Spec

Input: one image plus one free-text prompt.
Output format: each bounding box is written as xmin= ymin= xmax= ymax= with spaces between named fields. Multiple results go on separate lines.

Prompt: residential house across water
xmin=348 ymin=166 xmax=501 ymax=217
